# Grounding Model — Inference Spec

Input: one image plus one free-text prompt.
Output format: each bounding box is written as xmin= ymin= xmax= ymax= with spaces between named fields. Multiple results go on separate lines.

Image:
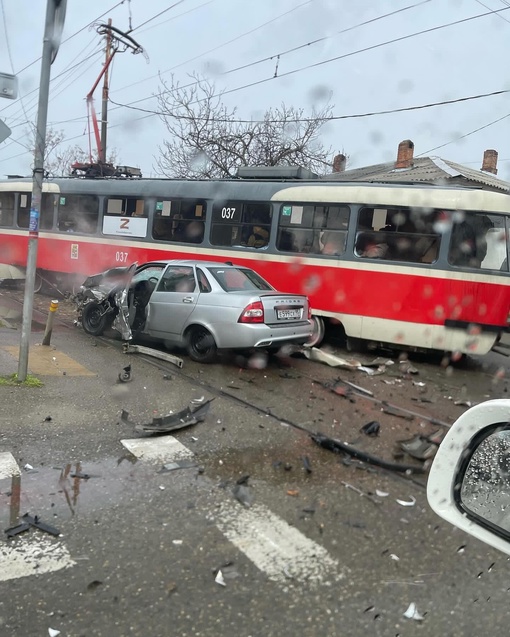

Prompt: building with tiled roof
xmin=324 ymin=140 xmax=509 ymax=193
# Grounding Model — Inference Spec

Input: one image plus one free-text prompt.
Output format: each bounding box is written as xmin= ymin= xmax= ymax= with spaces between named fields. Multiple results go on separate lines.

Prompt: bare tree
xmin=29 ymin=126 xmax=119 ymax=176
xmin=155 ymin=74 xmax=336 ymax=178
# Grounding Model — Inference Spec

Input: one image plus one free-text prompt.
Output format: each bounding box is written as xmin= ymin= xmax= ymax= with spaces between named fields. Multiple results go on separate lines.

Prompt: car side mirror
xmin=427 ymin=399 xmax=510 ymax=555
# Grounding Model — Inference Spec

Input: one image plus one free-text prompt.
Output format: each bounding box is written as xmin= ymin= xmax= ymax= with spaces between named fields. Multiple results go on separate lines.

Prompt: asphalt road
xmin=1 ymin=286 xmax=509 ymax=637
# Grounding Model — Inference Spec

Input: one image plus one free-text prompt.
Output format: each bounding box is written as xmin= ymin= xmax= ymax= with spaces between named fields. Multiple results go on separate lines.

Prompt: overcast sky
xmin=0 ymin=0 xmax=509 ymax=180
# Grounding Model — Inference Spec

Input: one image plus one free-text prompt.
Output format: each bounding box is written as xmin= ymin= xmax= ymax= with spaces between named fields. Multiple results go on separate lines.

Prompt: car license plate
xmin=277 ymin=308 xmax=301 ymax=320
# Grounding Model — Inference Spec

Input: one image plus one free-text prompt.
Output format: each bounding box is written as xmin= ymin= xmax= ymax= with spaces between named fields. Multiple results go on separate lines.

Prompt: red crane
xmin=71 ymin=23 xmax=145 ymax=178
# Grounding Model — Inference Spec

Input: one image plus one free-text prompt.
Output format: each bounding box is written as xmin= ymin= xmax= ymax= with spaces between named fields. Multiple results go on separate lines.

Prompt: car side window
xmin=157 ymin=266 xmax=196 ymax=293
xmin=196 ymin=268 xmax=211 ymax=293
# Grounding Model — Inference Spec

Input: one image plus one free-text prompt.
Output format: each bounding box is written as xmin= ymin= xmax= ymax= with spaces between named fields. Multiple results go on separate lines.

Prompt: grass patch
xmin=0 ymin=373 xmax=43 ymax=387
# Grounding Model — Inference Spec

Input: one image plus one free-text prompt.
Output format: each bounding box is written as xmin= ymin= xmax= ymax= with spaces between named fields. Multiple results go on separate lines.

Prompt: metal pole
xmin=100 ymin=18 xmax=112 ymax=164
xmin=17 ymin=0 xmax=57 ymax=382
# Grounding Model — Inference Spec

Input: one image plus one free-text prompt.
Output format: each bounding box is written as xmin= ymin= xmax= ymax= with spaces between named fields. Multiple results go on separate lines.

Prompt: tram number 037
xmin=221 ymin=207 xmax=236 ymax=219
xmin=115 ymin=251 xmax=129 ymax=263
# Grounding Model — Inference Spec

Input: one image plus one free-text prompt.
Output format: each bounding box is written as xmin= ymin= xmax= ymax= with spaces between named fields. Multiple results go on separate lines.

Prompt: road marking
xmin=121 ymin=436 xmax=194 ymax=461
xmin=0 ymin=536 xmax=75 ymax=582
xmin=122 ymin=436 xmax=342 ymax=586
xmin=3 ymin=345 xmax=95 ymax=376
xmin=210 ymin=502 xmax=342 ymax=585
xmin=0 ymin=451 xmax=20 ymax=480
xmin=0 ymin=452 xmax=75 ymax=582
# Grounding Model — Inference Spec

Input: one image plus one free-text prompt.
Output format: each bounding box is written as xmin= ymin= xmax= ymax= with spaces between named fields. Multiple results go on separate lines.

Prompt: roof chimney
xmin=395 ymin=139 xmax=414 ymax=169
xmin=481 ymin=149 xmax=498 ymax=175
xmin=332 ymin=153 xmax=346 ymax=173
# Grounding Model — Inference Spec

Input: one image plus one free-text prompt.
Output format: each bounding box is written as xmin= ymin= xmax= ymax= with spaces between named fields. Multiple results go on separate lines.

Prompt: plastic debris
xmin=360 ymin=421 xmax=380 ymax=437
xmin=403 ymin=602 xmax=424 ymax=621
xmin=341 ymin=481 xmax=381 ymax=505
xmin=399 ymin=435 xmax=437 ymax=461
xmin=303 ymin=347 xmax=362 ymax=369
xmin=454 ymin=400 xmax=473 ymax=407
xmin=390 ymin=554 xmax=400 ymax=561
xmin=301 ymin=455 xmax=312 ymax=473
xmin=121 ymin=398 xmax=214 ymax=434
xmin=396 ymin=496 xmax=416 ymax=507
xmin=23 ymin=463 xmax=34 ymax=470
xmin=4 ymin=522 xmax=31 ymax=538
xmin=233 ymin=476 xmax=254 ymax=508
xmin=287 ymin=489 xmax=299 ymax=497
xmin=376 ymin=489 xmax=389 ymax=497
xmin=412 ymin=381 xmax=426 ymax=387
xmin=311 ymin=432 xmax=426 ymax=474
xmin=70 ymin=472 xmax=90 ymax=480
xmin=48 ymin=629 xmax=61 ymax=637
xmin=158 ymin=460 xmax=197 ymax=473
xmin=215 ymin=570 xmax=226 ymax=586
xmin=172 ymin=539 xmax=183 ymax=545
xmin=118 ymin=364 xmax=132 ymax=383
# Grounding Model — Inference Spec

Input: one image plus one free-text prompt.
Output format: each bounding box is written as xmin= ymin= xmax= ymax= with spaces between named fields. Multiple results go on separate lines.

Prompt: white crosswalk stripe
xmin=121 ymin=435 xmax=344 ymax=586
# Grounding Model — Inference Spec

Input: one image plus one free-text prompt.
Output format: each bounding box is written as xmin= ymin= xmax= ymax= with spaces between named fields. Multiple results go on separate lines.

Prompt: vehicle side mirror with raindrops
xmin=427 ymin=399 xmax=510 ymax=556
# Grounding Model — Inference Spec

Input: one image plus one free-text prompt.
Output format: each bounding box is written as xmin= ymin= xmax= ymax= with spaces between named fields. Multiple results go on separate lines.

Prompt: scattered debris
xmin=70 ymin=472 xmax=90 ymax=480
xmin=303 ymin=348 xmax=362 ymax=369
xmin=341 ymin=481 xmax=382 ymax=505
xmin=399 ymin=362 xmax=419 ymax=375
xmin=380 ymin=403 xmax=414 ymax=420
xmin=396 ymin=496 xmax=416 ymax=507
xmin=172 ymin=539 xmax=183 ymax=545
xmin=233 ymin=477 xmax=254 ymax=508
xmin=118 ymin=364 xmax=132 ymax=383
xmin=121 ymin=398 xmax=214 ymax=434
xmin=287 ymin=489 xmax=299 ymax=497
xmin=454 ymin=400 xmax=473 ymax=407
xmin=23 ymin=463 xmax=34 ymax=471
xmin=4 ymin=522 xmax=31 ymax=538
xmin=123 ymin=342 xmax=183 ymax=368
xmin=48 ymin=629 xmax=61 ymax=637
xmin=412 ymin=381 xmax=426 ymax=387
xmin=301 ymin=455 xmax=312 ymax=473
xmin=311 ymin=432 xmax=426 ymax=474
xmin=215 ymin=570 xmax=226 ymax=586
xmin=158 ymin=460 xmax=198 ymax=473
xmin=360 ymin=421 xmax=380 ymax=437
xmin=403 ymin=602 xmax=425 ymax=621
xmin=376 ymin=489 xmax=389 ymax=498
xmin=399 ymin=435 xmax=438 ymax=461
xmin=5 ymin=514 xmax=61 ymax=539
xmin=390 ymin=554 xmax=400 ymax=561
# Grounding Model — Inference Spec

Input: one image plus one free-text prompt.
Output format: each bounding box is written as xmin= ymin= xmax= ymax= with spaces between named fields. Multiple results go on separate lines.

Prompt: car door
xmin=146 ymin=265 xmax=199 ymax=339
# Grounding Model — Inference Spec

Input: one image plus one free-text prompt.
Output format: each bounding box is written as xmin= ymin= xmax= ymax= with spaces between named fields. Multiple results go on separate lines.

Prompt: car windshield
xmin=208 ymin=267 xmax=274 ymax=292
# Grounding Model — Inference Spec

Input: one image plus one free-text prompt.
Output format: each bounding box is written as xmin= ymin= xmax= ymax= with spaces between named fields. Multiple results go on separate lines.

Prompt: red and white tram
xmin=0 ymin=168 xmax=509 ymax=354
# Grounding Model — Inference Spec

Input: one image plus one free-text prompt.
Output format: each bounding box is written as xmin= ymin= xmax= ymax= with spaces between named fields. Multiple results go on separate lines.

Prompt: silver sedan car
xmin=77 ymin=260 xmax=313 ymax=363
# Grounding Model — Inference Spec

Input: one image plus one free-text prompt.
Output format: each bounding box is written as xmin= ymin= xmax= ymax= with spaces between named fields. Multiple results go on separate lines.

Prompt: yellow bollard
xmin=42 ymin=299 xmax=59 ymax=346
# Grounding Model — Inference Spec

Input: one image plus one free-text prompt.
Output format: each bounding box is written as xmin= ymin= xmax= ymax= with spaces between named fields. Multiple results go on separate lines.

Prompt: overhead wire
xmin=111 ymin=0 xmax=430 ymax=97
xmin=108 ymin=88 xmax=510 ymax=123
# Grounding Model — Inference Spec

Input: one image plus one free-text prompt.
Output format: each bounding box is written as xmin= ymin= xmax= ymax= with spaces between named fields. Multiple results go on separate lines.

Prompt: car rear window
xmin=209 ymin=267 xmax=273 ymax=292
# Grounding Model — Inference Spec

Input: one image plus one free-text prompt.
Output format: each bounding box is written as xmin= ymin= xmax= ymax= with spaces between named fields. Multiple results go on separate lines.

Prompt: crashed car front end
xmin=75 ymin=263 xmax=137 ymax=341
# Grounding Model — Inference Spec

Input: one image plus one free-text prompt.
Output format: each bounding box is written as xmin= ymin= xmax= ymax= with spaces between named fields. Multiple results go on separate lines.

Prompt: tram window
xmin=16 ymin=193 xmax=55 ymax=230
xmin=0 ymin=192 xmax=14 ymax=226
xmin=210 ymin=202 xmax=271 ymax=248
xmin=449 ymin=212 xmax=506 ymax=270
xmin=58 ymin=194 xmax=99 ymax=233
xmin=152 ymin=199 xmax=206 ymax=244
xmin=106 ymin=197 xmax=145 ymax=217
xmin=355 ymin=207 xmax=440 ymax=263
xmin=277 ymin=203 xmax=349 ymax=255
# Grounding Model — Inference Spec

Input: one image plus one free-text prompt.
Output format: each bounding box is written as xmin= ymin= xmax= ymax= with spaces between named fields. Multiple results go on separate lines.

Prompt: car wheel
xmin=81 ymin=302 xmax=112 ymax=336
xmin=186 ymin=326 xmax=218 ymax=363
xmin=304 ymin=316 xmax=325 ymax=348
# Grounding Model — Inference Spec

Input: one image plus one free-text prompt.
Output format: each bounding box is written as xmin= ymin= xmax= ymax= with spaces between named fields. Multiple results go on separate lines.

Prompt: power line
xmin=111 ymin=0 xmax=314 ymax=95
xmin=128 ymin=0 xmax=189 ymax=33
xmin=418 ymin=112 xmax=510 ymax=155
xmin=111 ymin=0 xmax=431 ymax=98
xmin=109 ymin=88 xmax=510 ymax=123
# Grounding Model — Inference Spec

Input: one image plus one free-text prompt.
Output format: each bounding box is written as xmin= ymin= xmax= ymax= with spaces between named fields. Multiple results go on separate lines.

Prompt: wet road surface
xmin=1 ymin=286 xmax=510 ymax=636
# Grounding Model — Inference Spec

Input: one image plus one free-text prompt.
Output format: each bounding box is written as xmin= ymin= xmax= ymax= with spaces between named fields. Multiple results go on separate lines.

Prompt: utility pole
xmin=18 ymin=0 xmax=66 ymax=382
xmin=100 ymin=18 xmax=112 ymax=164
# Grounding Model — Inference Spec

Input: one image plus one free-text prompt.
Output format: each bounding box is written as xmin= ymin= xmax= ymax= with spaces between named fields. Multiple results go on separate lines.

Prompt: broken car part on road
xmin=121 ymin=398 xmax=214 ymax=434
xmin=123 ymin=343 xmax=183 ymax=369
